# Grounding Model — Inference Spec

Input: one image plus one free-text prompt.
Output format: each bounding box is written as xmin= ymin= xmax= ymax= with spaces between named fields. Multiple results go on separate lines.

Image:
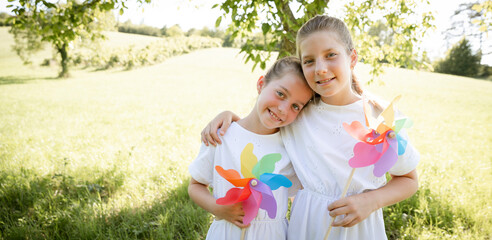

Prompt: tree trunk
xmin=57 ymin=43 xmax=70 ymax=78
xmin=274 ymin=1 xmax=298 ymax=58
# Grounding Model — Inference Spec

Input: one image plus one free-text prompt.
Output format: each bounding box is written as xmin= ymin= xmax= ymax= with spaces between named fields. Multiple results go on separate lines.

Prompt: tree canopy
xmin=434 ymin=38 xmax=482 ymax=77
xmin=214 ymin=0 xmax=435 ymax=82
xmin=7 ymin=0 xmax=149 ymax=78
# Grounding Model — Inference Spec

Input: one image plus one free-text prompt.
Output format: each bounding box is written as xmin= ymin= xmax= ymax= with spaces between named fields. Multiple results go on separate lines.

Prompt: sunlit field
xmin=0 ymin=27 xmax=491 ymax=239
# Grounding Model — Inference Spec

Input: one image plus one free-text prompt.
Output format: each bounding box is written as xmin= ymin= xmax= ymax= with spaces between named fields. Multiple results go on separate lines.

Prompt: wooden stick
xmin=323 ymin=168 xmax=356 ymax=240
xmin=241 ymin=228 xmax=246 ymax=240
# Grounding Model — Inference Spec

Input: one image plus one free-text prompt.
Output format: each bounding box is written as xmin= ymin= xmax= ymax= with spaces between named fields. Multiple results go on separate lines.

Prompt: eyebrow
xmin=302 ymin=48 xmax=336 ymax=59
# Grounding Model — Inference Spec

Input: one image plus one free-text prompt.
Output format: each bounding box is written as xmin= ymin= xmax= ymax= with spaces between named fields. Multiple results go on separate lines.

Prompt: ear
xmin=257 ymin=75 xmax=265 ymax=94
xmin=350 ymin=49 xmax=358 ymax=69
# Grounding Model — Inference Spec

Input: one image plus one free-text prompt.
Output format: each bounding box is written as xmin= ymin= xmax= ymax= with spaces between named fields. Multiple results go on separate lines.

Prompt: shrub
xmin=68 ymin=36 xmax=223 ymax=70
xmin=434 ymin=38 xmax=482 ymax=77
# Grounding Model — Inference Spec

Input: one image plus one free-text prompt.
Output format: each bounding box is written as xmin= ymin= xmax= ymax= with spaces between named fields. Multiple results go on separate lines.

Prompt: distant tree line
xmin=116 ymin=21 xmax=242 ymax=47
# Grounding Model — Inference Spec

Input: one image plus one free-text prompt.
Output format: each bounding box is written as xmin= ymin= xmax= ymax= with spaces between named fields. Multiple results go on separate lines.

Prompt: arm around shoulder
xmin=201 ymin=111 xmax=240 ymax=146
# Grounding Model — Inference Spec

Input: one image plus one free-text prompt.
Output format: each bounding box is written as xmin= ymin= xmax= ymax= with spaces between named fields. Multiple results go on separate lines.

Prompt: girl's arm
xmin=328 ymin=169 xmax=418 ymax=227
xmin=188 ymin=178 xmax=249 ymax=228
xmin=201 ymin=111 xmax=240 ymax=146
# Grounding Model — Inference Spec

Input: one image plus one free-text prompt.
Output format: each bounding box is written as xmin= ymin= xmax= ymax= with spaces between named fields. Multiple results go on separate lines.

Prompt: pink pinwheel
xmin=342 ymin=95 xmax=413 ymax=177
xmin=215 ymin=143 xmax=292 ymax=225
xmin=324 ymin=95 xmax=413 ymax=240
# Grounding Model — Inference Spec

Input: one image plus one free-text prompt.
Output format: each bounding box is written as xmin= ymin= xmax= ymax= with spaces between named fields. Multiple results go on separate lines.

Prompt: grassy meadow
xmin=0 ymin=27 xmax=491 ymax=239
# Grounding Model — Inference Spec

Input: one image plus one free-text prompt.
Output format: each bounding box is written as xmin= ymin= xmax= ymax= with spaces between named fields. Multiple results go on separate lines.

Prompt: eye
xmin=326 ymin=52 xmax=337 ymax=58
xmin=303 ymin=59 xmax=313 ymax=65
xmin=292 ymin=104 xmax=300 ymax=111
xmin=276 ymin=91 xmax=285 ymax=98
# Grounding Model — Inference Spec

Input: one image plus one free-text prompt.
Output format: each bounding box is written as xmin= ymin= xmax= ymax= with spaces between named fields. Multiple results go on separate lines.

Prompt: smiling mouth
xmin=317 ymin=77 xmax=335 ymax=84
xmin=268 ymin=109 xmax=282 ymax=122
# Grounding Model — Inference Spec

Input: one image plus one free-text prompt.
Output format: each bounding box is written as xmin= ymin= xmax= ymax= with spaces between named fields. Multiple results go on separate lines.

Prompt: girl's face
xmin=256 ymin=73 xmax=312 ymax=130
xmin=299 ymin=31 xmax=359 ymax=105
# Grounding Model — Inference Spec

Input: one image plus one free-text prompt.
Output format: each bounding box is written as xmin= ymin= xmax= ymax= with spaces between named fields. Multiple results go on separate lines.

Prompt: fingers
xmin=332 ymin=213 xmax=359 ymax=227
xmin=201 ymin=127 xmax=210 ymax=146
xmin=220 ymin=117 xmax=232 ymax=137
xmin=328 ymin=198 xmax=354 ymax=227
xmin=327 ymin=198 xmax=346 ymax=212
xmin=233 ymin=220 xmax=250 ymax=229
xmin=202 ymin=125 xmax=217 ymax=147
xmin=210 ymin=123 xmax=222 ymax=145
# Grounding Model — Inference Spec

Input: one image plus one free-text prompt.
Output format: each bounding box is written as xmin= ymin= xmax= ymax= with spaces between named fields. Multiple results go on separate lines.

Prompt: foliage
xmin=0 ymin=12 xmax=13 ymax=26
xmin=7 ymin=0 xmax=149 ymax=78
xmin=472 ymin=1 xmax=492 ymax=33
xmin=118 ymin=20 xmax=161 ymax=37
xmin=69 ymin=36 xmax=223 ymax=70
xmin=434 ymin=38 xmax=482 ymax=77
xmin=446 ymin=1 xmax=491 ymax=61
xmin=166 ymin=24 xmax=184 ymax=37
xmin=214 ymin=0 xmax=434 ymax=82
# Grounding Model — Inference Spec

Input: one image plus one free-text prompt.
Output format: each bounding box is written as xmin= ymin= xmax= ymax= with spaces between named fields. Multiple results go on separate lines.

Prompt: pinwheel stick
xmin=323 ymin=168 xmax=356 ymax=240
xmin=241 ymin=228 xmax=246 ymax=240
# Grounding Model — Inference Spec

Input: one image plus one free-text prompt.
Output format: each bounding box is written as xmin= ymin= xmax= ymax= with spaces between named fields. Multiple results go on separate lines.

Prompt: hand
xmin=201 ymin=111 xmax=239 ymax=146
xmin=214 ymin=202 xmax=250 ymax=229
xmin=327 ymin=192 xmax=379 ymax=227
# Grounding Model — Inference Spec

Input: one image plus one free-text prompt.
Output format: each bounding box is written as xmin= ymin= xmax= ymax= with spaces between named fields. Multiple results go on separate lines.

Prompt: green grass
xmin=0 ymin=28 xmax=491 ymax=239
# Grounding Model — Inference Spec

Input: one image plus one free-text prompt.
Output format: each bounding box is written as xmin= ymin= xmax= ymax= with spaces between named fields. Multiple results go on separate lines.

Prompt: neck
xmin=321 ymin=89 xmax=361 ymax=106
xmin=238 ymin=109 xmax=278 ymax=135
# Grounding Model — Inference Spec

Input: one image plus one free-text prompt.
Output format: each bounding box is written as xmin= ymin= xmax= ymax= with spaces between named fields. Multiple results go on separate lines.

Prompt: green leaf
xmin=261 ymin=23 xmax=270 ymax=35
xmin=215 ymin=16 xmax=222 ymax=28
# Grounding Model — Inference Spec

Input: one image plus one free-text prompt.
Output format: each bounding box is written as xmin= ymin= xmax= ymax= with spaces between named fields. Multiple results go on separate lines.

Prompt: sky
xmin=1 ymin=0 xmax=490 ymax=65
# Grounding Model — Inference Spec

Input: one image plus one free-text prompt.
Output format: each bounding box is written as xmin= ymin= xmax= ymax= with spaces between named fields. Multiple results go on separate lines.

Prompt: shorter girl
xmin=188 ymin=56 xmax=313 ymax=240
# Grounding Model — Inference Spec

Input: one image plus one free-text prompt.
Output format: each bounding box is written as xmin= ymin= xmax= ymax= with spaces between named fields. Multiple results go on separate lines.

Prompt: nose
xmin=315 ymin=61 xmax=327 ymax=75
xmin=278 ymin=101 xmax=288 ymax=115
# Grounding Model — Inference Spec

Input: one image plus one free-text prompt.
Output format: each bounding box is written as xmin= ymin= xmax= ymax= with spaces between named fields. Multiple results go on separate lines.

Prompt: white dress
xmin=189 ymin=122 xmax=301 ymax=240
xmin=281 ymin=100 xmax=419 ymax=240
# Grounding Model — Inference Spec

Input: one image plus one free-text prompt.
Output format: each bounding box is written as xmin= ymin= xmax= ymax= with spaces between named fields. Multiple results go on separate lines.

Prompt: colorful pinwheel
xmin=215 ymin=143 xmax=292 ymax=225
xmin=342 ymin=95 xmax=413 ymax=177
xmin=324 ymin=95 xmax=413 ymax=240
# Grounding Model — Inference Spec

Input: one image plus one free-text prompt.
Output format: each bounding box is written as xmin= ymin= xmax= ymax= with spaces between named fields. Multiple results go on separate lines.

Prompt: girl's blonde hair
xmin=296 ymin=15 xmax=363 ymax=95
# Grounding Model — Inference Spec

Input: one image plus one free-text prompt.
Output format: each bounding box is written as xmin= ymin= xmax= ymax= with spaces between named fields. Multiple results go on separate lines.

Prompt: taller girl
xmin=202 ymin=15 xmax=420 ymax=240
xmin=284 ymin=15 xmax=419 ymax=239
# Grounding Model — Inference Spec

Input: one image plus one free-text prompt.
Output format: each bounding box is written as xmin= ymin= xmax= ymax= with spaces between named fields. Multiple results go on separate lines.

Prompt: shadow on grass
xmin=0 ymin=169 xmax=209 ymax=240
xmin=0 ymin=167 xmax=125 ymax=239
xmin=98 ymin=179 xmax=210 ymax=240
xmin=0 ymin=75 xmax=58 ymax=85
xmin=384 ymin=186 xmax=476 ymax=239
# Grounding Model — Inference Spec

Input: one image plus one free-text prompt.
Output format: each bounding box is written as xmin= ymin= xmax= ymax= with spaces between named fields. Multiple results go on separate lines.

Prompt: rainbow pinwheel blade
xmin=396 ymin=135 xmax=408 ymax=156
xmin=216 ymin=187 xmax=251 ymax=205
xmin=251 ymin=181 xmax=277 ymax=219
xmin=241 ymin=143 xmax=257 ymax=178
xmin=215 ymin=166 xmax=252 ymax=187
xmin=260 ymin=173 xmax=292 ymax=190
xmin=242 ymin=188 xmax=262 ymax=225
xmin=373 ymin=135 xmax=398 ymax=177
xmin=380 ymin=95 xmax=401 ymax=128
xmin=252 ymin=153 xmax=281 ymax=178
xmin=394 ymin=118 xmax=413 ymax=134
